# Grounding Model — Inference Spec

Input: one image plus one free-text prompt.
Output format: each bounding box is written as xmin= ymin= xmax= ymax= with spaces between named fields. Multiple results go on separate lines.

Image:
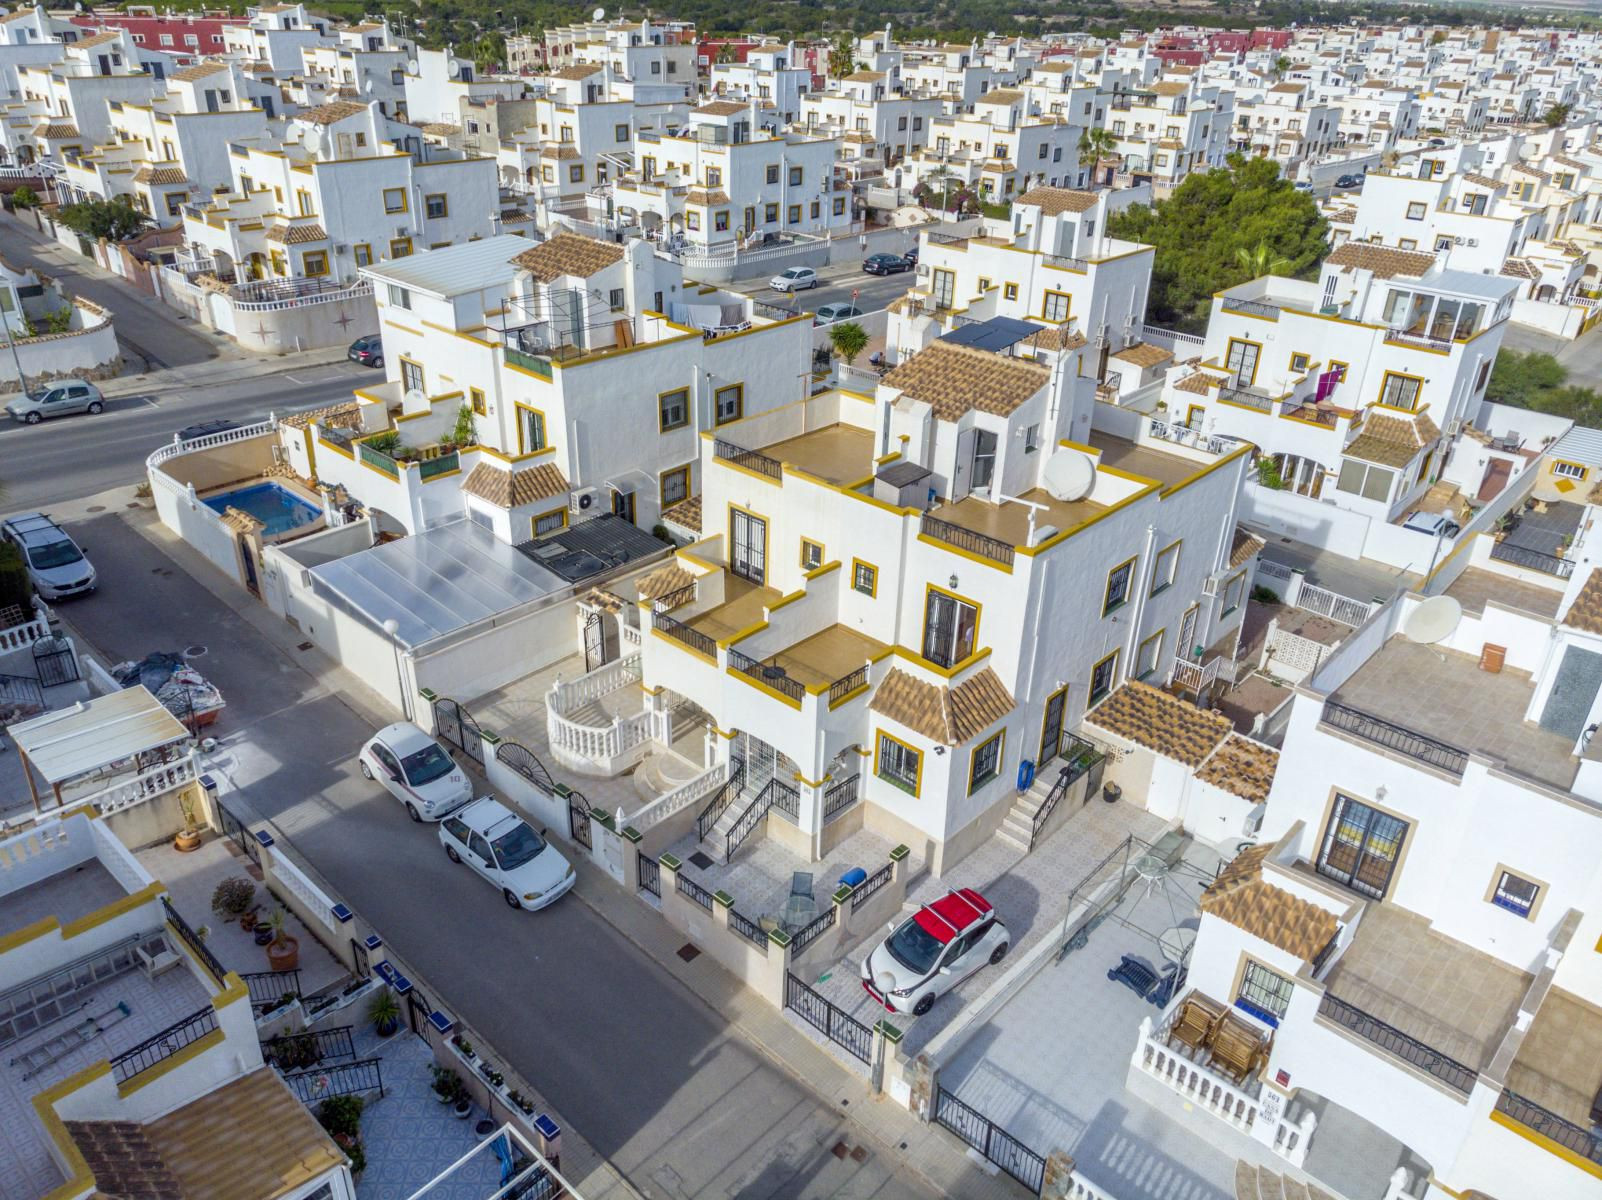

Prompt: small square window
xmin=766 ymin=164 xmax=779 ymax=184
xmin=714 ymin=384 xmax=742 ymax=425
xmin=569 ymin=163 xmax=584 ymax=183
xmin=1103 ymin=559 xmax=1135 ymax=615
xmin=533 ymin=508 xmax=566 ymax=536
xmin=1490 ymin=870 xmax=1539 ymax=918
xmin=1237 ymin=961 xmax=1293 ymax=1024
xmin=1405 ymin=201 xmax=1426 ymax=220
xmin=1290 ymin=353 xmax=1310 ymax=374
xmin=470 ymin=388 xmax=486 ymax=416
xmin=800 ymin=539 xmax=823 ymax=569
xmin=616 ymin=123 xmax=630 ymax=142
xmin=659 ymin=387 xmax=689 ymax=431
xmin=968 ymin=731 xmax=1004 ymax=795
xmin=852 ymin=560 xmax=877 ymax=596
xmin=789 ymin=166 xmax=802 ymax=186
xmin=1089 ymin=651 xmax=1118 ymax=704
xmin=424 ymin=193 xmax=448 ymax=219
xmin=660 ymin=465 xmax=690 ymax=507
xmin=1004 ymin=283 xmax=1019 ymax=301
xmin=382 ymin=187 xmax=407 ymax=214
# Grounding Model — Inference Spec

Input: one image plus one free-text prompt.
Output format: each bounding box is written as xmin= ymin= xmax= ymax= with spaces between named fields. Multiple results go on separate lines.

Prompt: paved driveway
xmin=57 ymin=512 xmax=942 ymax=1200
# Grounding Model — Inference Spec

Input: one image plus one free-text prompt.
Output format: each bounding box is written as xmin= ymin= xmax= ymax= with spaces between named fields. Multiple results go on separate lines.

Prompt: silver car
xmin=6 ymin=381 xmax=104 ymax=424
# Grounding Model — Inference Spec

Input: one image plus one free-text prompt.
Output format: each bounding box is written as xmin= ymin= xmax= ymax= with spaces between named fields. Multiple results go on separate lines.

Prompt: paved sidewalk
xmin=96 ymin=345 xmax=356 ymax=399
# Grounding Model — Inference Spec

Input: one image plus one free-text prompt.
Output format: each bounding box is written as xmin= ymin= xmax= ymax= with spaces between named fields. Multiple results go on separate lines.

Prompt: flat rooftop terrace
xmin=927 ymin=486 xmax=1104 ymax=548
xmin=1088 ymin=429 xmax=1211 ymax=490
xmin=1444 ymin=566 xmax=1563 ymax=620
xmin=761 ymin=423 xmax=876 ymax=487
xmin=1507 ymin=987 xmax=1602 ymax=1129
xmin=0 ymin=859 xmax=126 ymax=942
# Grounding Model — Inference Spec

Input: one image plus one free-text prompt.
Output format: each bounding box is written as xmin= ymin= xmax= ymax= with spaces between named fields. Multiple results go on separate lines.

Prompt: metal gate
xmin=784 ymin=973 xmax=871 ymax=1064
xmin=405 ymin=986 xmax=431 ymax=1035
xmin=219 ymin=798 xmax=260 ymax=866
xmin=934 ymin=1086 xmax=1046 ymax=1195
xmin=31 ymin=635 xmax=79 ymax=688
xmin=568 ymin=793 xmax=591 ymax=849
xmin=432 ymin=697 xmax=483 ymax=765
xmin=582 ymin=611 xmax=606 ymax=673
xmin=350 ymin=937 xmax=370 ymax=979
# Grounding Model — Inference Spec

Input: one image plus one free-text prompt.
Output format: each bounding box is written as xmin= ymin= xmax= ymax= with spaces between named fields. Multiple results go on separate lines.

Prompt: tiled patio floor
xmin=0 ymin=859 xmax=125 ymax=940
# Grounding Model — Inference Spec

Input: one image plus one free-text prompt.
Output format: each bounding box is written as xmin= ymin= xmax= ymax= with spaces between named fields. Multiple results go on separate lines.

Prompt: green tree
xmin=1106 ymin=153 xmax=1328 ymax=332
xmin=1077 ymin=127 xmax=1118 ymax=176
xmin=1543 ymin=102 xmax=1572 ymax=128
xmin=10 ymin=186 xmax=36 ymax=209
xmin=828 ymin=320 xmax=868 ymax=365
xmin=57 ymin=197 xmax=148 ymax=242
xmin=1272 ymin=55 xmax=1291 ymax=77
xmin=1236 ymin=239 xmax=1292 ymax=278
xmin=1486 ymin=350 xmax=1602 ymax=428
xmin=471 ymin=31 xmax=506 ymax=72
xmin=828 ymin=31 xmax=856 ymax=79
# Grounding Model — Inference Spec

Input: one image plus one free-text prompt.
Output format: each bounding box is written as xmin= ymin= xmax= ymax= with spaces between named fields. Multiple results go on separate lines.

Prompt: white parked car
xmin=860 ymin=888 xmax=1008 ymax=1015
xmin=770 ymin=267 xmax=819 ymax=292
xmin=358 ymin=722 xmax=472 ymax=821
xmin=1401 ymin=511 xmax=1460 ymax=539
xmin=438 ymin=797 xmax=575 ymax=911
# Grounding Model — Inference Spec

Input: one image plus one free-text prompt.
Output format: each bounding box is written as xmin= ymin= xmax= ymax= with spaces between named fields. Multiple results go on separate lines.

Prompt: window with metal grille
xmin=1491 ymin=871 xmax=1538 ymax=918
xmin=968 ymin=731 xmax=1003 ymax=794
xmin=1237 ymin=961 xmax=1293 ymax=1023
xmin=876 ymin=733 xmax=919 ymax=795
xmin=1316 ymin=794 xmax=1408 ymax=899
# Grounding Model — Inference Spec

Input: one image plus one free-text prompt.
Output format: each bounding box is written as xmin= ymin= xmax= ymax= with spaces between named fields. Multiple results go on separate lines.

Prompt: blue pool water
xmin=204 ymin=482 xmax=321 ymax=536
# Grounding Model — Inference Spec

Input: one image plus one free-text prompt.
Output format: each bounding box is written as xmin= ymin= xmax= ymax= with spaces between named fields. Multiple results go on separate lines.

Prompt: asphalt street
xmin=58 ymin=518 xmax=943 ymax=1200
xmin=728 ymin=256 xmax=919 ymax=319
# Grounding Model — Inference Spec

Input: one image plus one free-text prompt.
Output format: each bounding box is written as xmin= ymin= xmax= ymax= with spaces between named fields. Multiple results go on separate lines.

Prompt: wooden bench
xmin=1167 ymin=993 xmax=1226 ymax=1053
xmin=1210 ymin=1011 xmax=1269 ymax=1084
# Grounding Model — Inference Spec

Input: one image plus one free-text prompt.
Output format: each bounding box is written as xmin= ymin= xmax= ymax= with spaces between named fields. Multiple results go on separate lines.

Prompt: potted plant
xmin=430 ymin=1065 xmax=459 ymax=1105
xmin=174 ymin=786 xmax=202 ymax=852
xmin=211 ymin=877 xmax=255 ymax=928
xmin=453 ymin=1084 xmax=473 ymax=1120
xmin=507 ymin=1089 xmax=535 ymax=1116
xmin=368 ymin=989 xmax=401 ymax=1038
xmin=451 ymin=1034 xmax=475 ymax=1061
xmin=264 ymin=907 xmax=299 ymax=972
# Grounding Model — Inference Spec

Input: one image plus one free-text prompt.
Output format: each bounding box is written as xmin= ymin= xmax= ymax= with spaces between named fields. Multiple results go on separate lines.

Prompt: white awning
xmin=9 ymin=686 xmax=189 ymax=783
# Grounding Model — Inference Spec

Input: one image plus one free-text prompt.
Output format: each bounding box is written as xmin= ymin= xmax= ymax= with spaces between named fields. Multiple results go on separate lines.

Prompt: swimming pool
xmin=204 ymin=482 xmax=322 ymax=537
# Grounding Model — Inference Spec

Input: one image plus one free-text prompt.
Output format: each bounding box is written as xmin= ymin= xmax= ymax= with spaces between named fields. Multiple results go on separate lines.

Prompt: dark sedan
xmin=863 ymin=253 xmax=913 ymax=275
xmin=348 ymin=334 xmax=384 ymax=368
xmin=1334 ymin=173 xmax=1365 ymax=190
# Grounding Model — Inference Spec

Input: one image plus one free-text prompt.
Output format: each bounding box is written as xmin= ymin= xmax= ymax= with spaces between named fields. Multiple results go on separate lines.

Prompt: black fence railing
xmin=261 ymin=1024 xmax=357 ymax=1071
xmin=1220 ymin=295 xmax=1282 ymax=320
xmin=1321 ymin=699 xmax=1468 ymax=776
xmin=1317 ymin=993 xmax=1477 ymax=1095
xmin=656 ymin=611 xmax=718 ymax=660
xmin=696 ymin=763 xmax=746 ymax=841
xmin=281 ymin=1056 xmax=386 ymax=1103
xmin=638 ymin=852 xmax=660 ymax=897
xmin=823 ymin=775 xmax=861 ymax=823
xmin=919 ymin=512 xmax=1015 ymax=568
xmin=162 ymin=896 xmax=227 ymax=985
xmin=851 ymin=862 xmax=896 ymax=913
xmin=1310 ymin=933 xmax=1339 ymax=978
xmin=784 ymin=972 xmax=872 ymax=1063
xmin=676 ymin=871 xmax=715 ymax=912
xmin=567 ymin=792 xmax=592 ymax=849
xmin=726 ymin=778 xmax=798 ymax=859
xmin=729 ymin=648 xmax=805 ymax=703
xmin=790 ymin=906 xmax=837 ymax=956
xmin=110 ymin=1006 xmax=218 ymax=1084
xmin=713 ymin=438 xmax=783 ymax=481
xmin=651 ymin=583 xmax=697 ymax=613
xmin=827 ymin=665 xmax=868 ymax=706
xmin=934 ymin=1086 xmax=1047 ymax=1194
xmin=729 ymin=908 xmax=769 ymax=952
xmin=497 ymin=740 xmax=555 ymax=794
xmin=242 ymin=968 xmax=302 ymax=1014
xmin=1495 ymin=1087 xmax=1602 ymax=1167
xmin=1490 ymin=539 xmax=1575 ymax=579
xmin=1031 ymin=738 xmax=1106 ymax=849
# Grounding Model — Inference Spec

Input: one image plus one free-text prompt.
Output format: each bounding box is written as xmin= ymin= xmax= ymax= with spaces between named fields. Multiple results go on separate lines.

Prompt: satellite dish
xmin=1041 ymin=449 xmax=1095 ymax=502
xmin=448 ymin=61 xmax=461 ymax=79
xmin=407 ymin=58 xmax=420 ymax=74
xmin=403 ymin=387 xmax=428 ymax=411
xmin=1402 ymin=595 xmax=1462 ymax=645
xmin=302 ymin=127 xmax=323 ymax=155
xmin=364 ymin=77 xmax=374 ymax=95
xmin=593 ymin=6 xmax=605 ymax=20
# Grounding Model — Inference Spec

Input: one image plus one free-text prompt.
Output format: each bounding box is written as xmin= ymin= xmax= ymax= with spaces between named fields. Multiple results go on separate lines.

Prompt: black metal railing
xmin=934 ymin=1086 xmax=1047 ymax=1194
xmin=823 ymin=775 xmax=860 ymax=823
xmin=1310 ymin=933 xmax=1340 ymax=978
xmin=713 ymin=438 xmax=783 ymax=481
xmin=497 ymin=740 xmax=555 ymax=794
xmin=651 ymin=582 xmax=697 ymax=613
xmin=162 ymin=896 xmax=227 ymax=985
xmin=1321 ymin=699 xmax=1468 ymax=776
xmin=567 ymin=792 xmax=592 ymax=849
xmin=1218 ymin=384 xmax=1275 ymax=412
xmin=1031 ymin=739 xmax=1106 ymax=849
xmin=0 ymin=671 xmax=44 ymax=710
xmin=726 ymin=778 xmax=797 ymax=859
xmin=1221 ymin=295 xmax=1282 ymax=320
xmin=729 ymin=648 xmax=805 ymax=703
xmin=919 ymin=512 xmax=1015 ymax=567
xmin=729 ymin=908 xmax=769 ymax=952
xmin=638 ymin=852 xmax=660 ymax=897
xmin=261 ymin=1024 xmax=357 ymax=1071
xmin=676 ymin=871 xmax=715 ymax=912
xmin=110 ymin=1006 xmax=218 ymax=1084
xmin=1317 ymin=993 xmax=1477 ymax=1095
xmin=851 ymin=862 xmax=895 ymax=912
xmin=656 ymin=611 xmax=718 ymax=660
xmin=281 ymin=1056 xmax=386 ymax=1103
xmin=1495 ymin=1087 xmax=1602 ymax=1166
xmin=696 ymin=763 xmax=746 ymax=841
xmin=769 ymin=778 xmax=800 ymax=821
xmin=1490 ymin=539 xmax=1575 ymax=579
xmin=784 ymin=972 xmax=872 ymax=1063
xmin=827 ymin=665 xmax=868 ymax=706
xmin=242 ymin=968 xmax=302 ymax=1014
xmin=791 ymin=907 xmax=837 ymax=956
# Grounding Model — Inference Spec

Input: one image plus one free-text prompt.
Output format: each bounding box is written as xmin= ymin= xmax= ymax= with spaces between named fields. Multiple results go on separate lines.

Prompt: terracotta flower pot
xmin=266 ymin=935 xmax=300 ymax=972
xmin=173 ymin=828 xmax=202 ymax=853
xmin=240 ymin=910 xmax=258 ymax=933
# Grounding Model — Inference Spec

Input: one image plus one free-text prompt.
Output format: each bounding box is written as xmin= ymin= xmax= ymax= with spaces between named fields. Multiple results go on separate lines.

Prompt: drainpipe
xmin=1121 ymin=522 xmax=1160 ymax=684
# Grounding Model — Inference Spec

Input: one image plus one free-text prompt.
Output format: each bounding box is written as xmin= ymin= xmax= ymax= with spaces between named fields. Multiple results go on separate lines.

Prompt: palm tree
xmin=1236 ymin=240 xmax=1292 ymax=279
xmin=1077 ymin=128 xmax=1118 ymax=184
xmin=1273 ymin=56 xmax=1291 ymax=79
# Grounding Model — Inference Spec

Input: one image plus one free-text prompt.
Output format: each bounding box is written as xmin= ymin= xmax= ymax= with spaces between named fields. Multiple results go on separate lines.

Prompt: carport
xmin=9 ymin=685 xmax=189 ymax=812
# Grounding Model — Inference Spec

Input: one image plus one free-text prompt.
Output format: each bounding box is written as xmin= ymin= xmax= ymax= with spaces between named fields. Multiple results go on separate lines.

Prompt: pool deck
xmin=200 ymin=476 xmax=326 ymax=540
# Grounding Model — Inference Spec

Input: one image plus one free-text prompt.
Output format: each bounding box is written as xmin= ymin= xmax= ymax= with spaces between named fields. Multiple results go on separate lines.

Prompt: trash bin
xmin=1102 ymin=782 xmax=1122 ymax=805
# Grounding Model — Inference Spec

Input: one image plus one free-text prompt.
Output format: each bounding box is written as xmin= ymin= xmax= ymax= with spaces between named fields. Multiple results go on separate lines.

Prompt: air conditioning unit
xmin=394 ymin=225 xmax=410 ymax=238
xmin=334 ymin=243 xmax=350 ymax=253
xmin=1201 ymin=568 xmax=1230 ymax=598
xmin=1445 ymin=418 xmax=1462 ymax=437
xmin=571 ymin=486 xmax=600 ymax=513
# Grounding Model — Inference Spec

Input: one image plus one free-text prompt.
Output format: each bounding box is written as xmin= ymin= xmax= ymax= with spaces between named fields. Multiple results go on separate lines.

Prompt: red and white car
xmin=358 ymin=722 xmax=472 ymax=822
xmin=861 ymin=889 xmax=1009 ymax=1016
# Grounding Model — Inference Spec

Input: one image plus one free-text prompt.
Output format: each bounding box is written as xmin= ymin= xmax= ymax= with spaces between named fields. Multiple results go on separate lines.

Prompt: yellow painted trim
xmin=657 ymin=384 xmax=691 ymax=432
xmin=714 ymin=456 xmax=784 ymax=487
xmin=1089 ymin=647 xmax=1121 ymax=705
xmin=1377 ymin=370 xmax=1425 ymax=412
xmin=800 ymin=537 xmax=825 ymax=569
xmin=420 ymin=319 xmax=496 ymax=347
xmin=60 ymin=882 xmax=165 ymax=938
xmin=922 ymin=582 xmax=981 ymax=663
xmin=1017 ymin=482 xmax=1160 ymax=558
xmin=0 ymin=916 xmax=58 ymax=954
xmin=530 ymin=506 xmax=568 ymax=537
xmin=805 ymin=559 xmax=841 ymax=581
xmin=1151 ymin=538 xmax=1182 ymax=596
xmin=713 ymin=381 xmax=745 ymax=426
xmin=1383 ymin=334 xmax=1450 ymax=356
xmin=514 ymin=401 xmax=548 ymax=456
xmin=890 ymin=644 xmax=993 ymax=679
xmin=726 ymin=665 xmax=804 ymax=709
xmin=651 ymin=625 xmax=715 ymax=663
xmin=850 ymin=558 xmax=879 ymax=597
xmin=478 ymin=444 xmax=552 ymax=465
xmin=1551 ymin=459 xmax=1589 ymax=480
xmin=317 ymin=435 xmax=354 ymax=460
xmin=659 ymin=463 xmax=692 ymax=509
xmin=32 ymin=1062 xmax=110 ymax=1200
xmin=211 ymin=973 xmax=249 ymax=1010
xmin=1040 ymin=685 xmax=1069 ymax=763
xmin=1102 ymin=555 xmax=1138 ymax=616
xmin=1488 ymin=1108 xmax=1602 ymax=1179
xmin=967 ymin=727 xmax=1006 ymax=796
xmin=1159 ymin=442 xmax=1253 ymax=499
xmin=728 ymin=501 xmax=770 ymax=588
xmin=383 ymin=319 xmax=424 ymax=337
xmin=717 ymin=618 xmax=770 ymax=649
xmin=1136 ymin=627 xmax=1166 ymax=679
xmin=116 ymin=1027 xmax=226 ymax=1098
xmin=916 ymin=532 xmax=1016 ymax=575
xmin=873 ymin=727 xmax=924 ymax=797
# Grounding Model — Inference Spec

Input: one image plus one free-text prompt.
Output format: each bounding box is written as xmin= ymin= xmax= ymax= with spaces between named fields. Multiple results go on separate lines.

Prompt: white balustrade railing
xmin=1063 ymin=1175 xmax=1119 ymax=1200
xmin=632 ymin=760 xmax=731 ymax=832
xmin=1256 ymin=559 xmax=1295 ymax=583
xmin=620 ymin=622 xmax=642 ymax=649
xmin=1132 ymin=1014 xmax=1314 ymax=1166
xmin=86 ymin=754 xmax=198 ymax=816
xmin=1147 ymin=417 xmax=1234 ymax=455
xmin=547 ymin=707 xmax=654 ymax=766
xmin=1169 ymin=655 xmax=1220 ymax=693
xmin=546 ymin=653 xmax=642 ymax=717
xmin=1295 ymin=580 xmax=1376 ymax=627
xmin=0 ymin=611 xmax=49 ymax=652
xmin=146 ymin=419 xmax=277 ymax=472
xmin=89 ymin=816 xmax=156 ymax=894
xmin=1141 ymin=322 xmax=1206 ymax=349
xmin=264 ymin=843 xmax=340 ymax=936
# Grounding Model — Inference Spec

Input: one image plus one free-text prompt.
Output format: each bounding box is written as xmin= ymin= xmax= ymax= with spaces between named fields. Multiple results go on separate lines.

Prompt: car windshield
xmin=27 ymin=541 xmax=82 ymax=570
xmin=783 ymin=269 xmax=804 ymax=278
xmin=401 ymin=743 xmax=454 ymax=785
xmin=492 ymin=822 xmax=546 ymax=870
xmin=886 ymin=916 xmax=945 ymax=976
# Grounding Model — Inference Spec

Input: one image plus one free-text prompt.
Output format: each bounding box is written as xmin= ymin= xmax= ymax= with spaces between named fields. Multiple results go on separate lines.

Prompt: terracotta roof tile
xmin=1111 ymin=342 xmax=1172 ymax=369
xmin=1015 ymin=185 xmax=1099 ymax=215
xmin=1084 ymin=680 xmax=1232 ymax=767
xmin=662 ymin=494 xmax=701 ymax=533
xmin=975 ymin=88 xmax=1023 ymax=106
xmin=267 ymin=222 xmax=327 ymax=244
xmin=695 ymin=100 xmax=748 ymax=116
xmin=1196 ymin=733 xmax=1278 ymax=803
xmin=881 ymin=340 xmax=1048 ymax=423
xmin=870 ymin=666 xmax=1014 ymax=746
xmin=74 ymin=31 xmax=120 ymax=48
xmin=685 ymin=187 xmax=730 ymax=206
xmin=1175 ymin=370 xmax=1223 ymax=395
xmin=1344 ymin=411 xmax=1434 ymax=468
xmin=1201 ymin=844 xmax=1337 ymax=962
xmin=510 ymin=231 xmax=624 ymax=281
xmin=552 ymin=64 xmax=602 ymax=80
xmin=1563 ymin=568 xmax=1602 ymax=635
xmin=1461 ymin=172 xmax=1501 ymax=188
xmin=1025 ymin=321 xmax=1085 ymax=352
xmin=298 ymin=100 xmax=367 ymax=125
xmin=171 ymin=60 xmax=230 ymax=83
xmin=1501 ymin=257 xmax=1538 ymax=281
xmin=132 ymin=166 xmax=188 ymax=186
xmin=35 ymin=123 xmax=80 ymax=140
xmin=842 ymin=70 xmax=886 ymax=82
xmin=68 ymin=1120 xmax=184 ymax=1198
xmin=1325 ymin=241 xmax=1436 ymax=279
xmin=636 ymin=563 xmax=694 ymax=604
xmin=460 ymin=461 xmax=569 ymax=508
xmin=1230 ymin=526 xmax=1265 ymax=568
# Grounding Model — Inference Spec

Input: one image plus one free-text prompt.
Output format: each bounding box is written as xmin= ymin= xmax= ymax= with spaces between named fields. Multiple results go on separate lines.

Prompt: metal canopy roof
xmin=311 ymin=519 xmax=567 ymax=650
xmin=514 ymin=514 xmax=669 ymax=582
xmin=937 ymin=315 xmax=1041 ymax=354
xmin=358 ymin=234 xmax=531 ymax=298
xmin=9 ymin=686 xmax=188 ymax=783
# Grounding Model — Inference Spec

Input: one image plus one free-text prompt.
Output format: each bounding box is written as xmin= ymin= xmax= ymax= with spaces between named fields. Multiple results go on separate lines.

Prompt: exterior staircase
xmin=995 ymin=773 xmax=1056 ymax=852
xmin=698 ymin=801 xmax=746 ymax=865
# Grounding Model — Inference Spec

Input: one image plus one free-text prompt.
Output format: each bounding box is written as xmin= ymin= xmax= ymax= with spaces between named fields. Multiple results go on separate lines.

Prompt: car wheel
xmin=86 ymin=401 xmax=103 ymax=414
xmin=990 ymin=942 xmax=1010 ymax=966
xmin=445 ymin=844 xmax=462 ymax=864
xmin=359 ymin=759 xmax=373 ymax=779
xmin=372 ymin=356 xmax=383 ymax=368
xmin=503 ymin=888 xmax=522 ymax=909
xmin=912 ymin=993 xmax=935 ymax=1016
xmin=405 ymin=802 xmax=422 ymax=822
xmin=25 ymin=411 xmax=39 ymax=424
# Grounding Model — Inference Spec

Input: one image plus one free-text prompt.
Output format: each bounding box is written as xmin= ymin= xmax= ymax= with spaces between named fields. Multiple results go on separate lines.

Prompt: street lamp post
xmin=382 ymin=618 xmax=410 ymax=720
xmin=0 ymin=305 xmax=30 ymax=399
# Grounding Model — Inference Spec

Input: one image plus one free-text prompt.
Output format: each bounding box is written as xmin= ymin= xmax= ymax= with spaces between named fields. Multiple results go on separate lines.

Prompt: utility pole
xmin=0 ymin=305 xmax=29 ymax=398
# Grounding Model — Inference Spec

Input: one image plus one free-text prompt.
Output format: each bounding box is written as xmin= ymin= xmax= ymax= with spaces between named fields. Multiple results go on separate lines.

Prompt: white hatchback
xmin=438 ymin=797 xmax=576 ymax=911
xmin=358 ymin=722 xmax=472 ymax=822
xmin=769 ymin=267 xmax=819 ymax=292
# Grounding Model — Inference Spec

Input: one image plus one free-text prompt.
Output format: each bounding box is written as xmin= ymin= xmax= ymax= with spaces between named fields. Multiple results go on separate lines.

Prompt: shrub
xmin=0 ymin=542 xmax=32 ymax=613
xmin=1251 ymin=585 xmax=1281 ymax=606
xmin=828 ymin=320 xmax=868 ymax=365
xmin=317 ymin=1095 xmax=364 ymax=1139
xmin=210 ymin=877 xmax=255 ymax=917
xmin=11 ymin=186 xmax=36 ymax=209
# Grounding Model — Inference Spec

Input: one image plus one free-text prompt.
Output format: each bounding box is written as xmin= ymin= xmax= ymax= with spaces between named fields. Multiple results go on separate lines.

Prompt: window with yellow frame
xmin=1289 ymin=352 xmax=1310 ymax=374
xmin=1102 ymin=556 xmax=1136 ymax=616
xmin=1135 ymin=628 xmax=1165 ymax=679
xmin=470 ymin=387 xmax=486 ymax=416
xmin=1378 ymin=371 xmax=1422 ymax=412
xmin=875 ymin=729 xmax=921 ymax=796
xmin=800 ymin=539 xmax=824 ymax=570
xmin=353 ymin=243 xmax=373 ymax=267
xmin=1003 ymin=282 xmax=1019 ymax=301
xmin=967 ymin=729 xmax=1005 ymax=795
xmin=713 ymin=384 xmax=742 ymax=425
xmin=1042 ymin=290 xmax=1069 ymax=322
xmin=516 ymin=405 xmax=547 ymax=454
xmin=659 ymin=464 xmax=691 ymax=508
xmin=1089 ymin=649 xmax=1119 ymax=705
xmin=851 ymin=559 xmax=877 ymax=597
xmin=532 ymin=507 xmax=567 ymax=537
xmin=301 ymin=250 xmax=328 ymax=277
xmin=389 ymin=237 xmax=412 ymax=258
xmin=1150 ymin=541 xmax=1181 ymax=596
xmin=1552 ymin=460 xmax=1588 ymax=481
xmin=382 ymin=187 xmax=407 ymax=214
xmin=424 ymin=193 xmax=448 ymax=219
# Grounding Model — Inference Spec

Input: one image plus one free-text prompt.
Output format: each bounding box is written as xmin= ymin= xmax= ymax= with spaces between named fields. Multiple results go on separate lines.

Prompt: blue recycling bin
xmin=838 ymin=867 xmax=867 ymax=889
xmin=1016 ymin=758 xmax=1036 ymax=793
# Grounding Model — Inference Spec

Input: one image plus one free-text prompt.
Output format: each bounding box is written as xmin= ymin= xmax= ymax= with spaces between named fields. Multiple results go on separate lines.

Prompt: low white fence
xmin=1296 ymin=581 xmax=1376 ymax=627
xmin=231 ymin=281 xmax=373 ymax=314
xmin=1259 ymin=618 xmax=1335 ymax=684
xmin=1140 ymin=322 xmax=1206 ymax=351
xmin=0 ymin=610 xmax=49 ymax=652
xmin=631 ymin=759 xmax=730 ymax=833
xmin=546 ymin=654 xmax=641 ymax=716
xmin=547 ymin=707 xmax=656 ymax=775
xmin=146 ymin=418 xmax=277 ymax=471
xmin=264 ymin=842 xmax=340 ymax=937
xmin=86 ymin=753 xmax=198 ymax=816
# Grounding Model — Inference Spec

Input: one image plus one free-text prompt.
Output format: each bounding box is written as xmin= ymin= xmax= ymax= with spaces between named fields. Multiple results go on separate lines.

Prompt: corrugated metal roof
xmin=359 ymin=234 xmax=531 ymax=298
xmin=10 ymin=687 xmax=189 ymax=783
xmin=1550 ymin=425 xmax=1602 ymax=467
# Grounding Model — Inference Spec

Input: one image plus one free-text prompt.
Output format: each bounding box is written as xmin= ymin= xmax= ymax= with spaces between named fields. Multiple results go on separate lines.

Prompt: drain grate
xmin=183 ymin=645 xmax=207 ymax=659
xmin=676 ymin=943 xmax=700 ymax=963
xmin=86 ymin=505 xmax=105 ymax=513
xmin=689 ymin=851 xmax=714 ymax=870
xmin=297 ymin=642 xmax=314 ymax=651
